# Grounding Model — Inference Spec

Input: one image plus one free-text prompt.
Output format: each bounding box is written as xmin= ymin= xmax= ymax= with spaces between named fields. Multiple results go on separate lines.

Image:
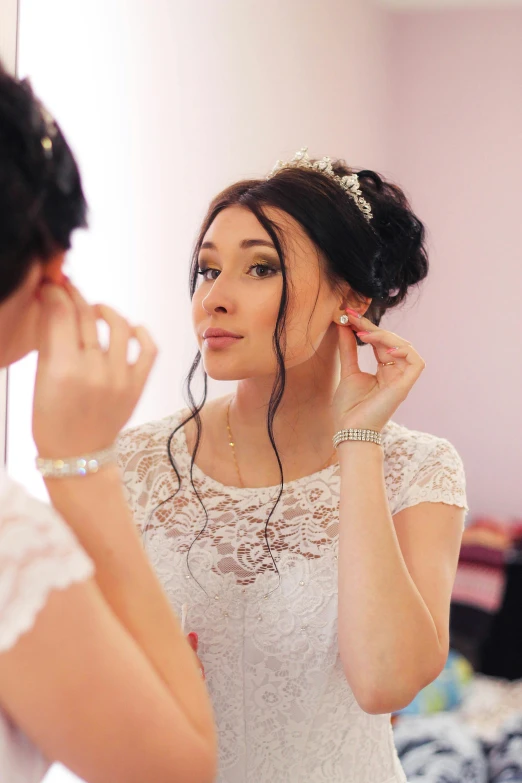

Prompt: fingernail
xmin=346 ymin=308 xmax=361 ymax=318
xmin=187 ymin=632 xmax=198 ymax=648
xmin=357 ymin=331 xmax=371 ymax=336
xmin=386 ymin=347 xmax=399 ymax=354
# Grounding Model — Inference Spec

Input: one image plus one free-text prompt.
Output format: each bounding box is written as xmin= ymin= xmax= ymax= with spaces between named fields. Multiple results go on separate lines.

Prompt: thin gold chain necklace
xmin=226 ymin=398 xmax=337 ymax=489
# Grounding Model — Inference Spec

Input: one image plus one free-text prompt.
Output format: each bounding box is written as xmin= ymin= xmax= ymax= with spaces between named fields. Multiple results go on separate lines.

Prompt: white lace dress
xmin=0 ymin=467 xmax=94 ymax=783
xmin=116 ymin=411 xmax=468 ymax=783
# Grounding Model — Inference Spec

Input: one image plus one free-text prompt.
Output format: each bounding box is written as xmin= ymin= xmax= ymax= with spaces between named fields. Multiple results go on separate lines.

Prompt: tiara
xmin=267 ymin=147 xmax=373 ymax=222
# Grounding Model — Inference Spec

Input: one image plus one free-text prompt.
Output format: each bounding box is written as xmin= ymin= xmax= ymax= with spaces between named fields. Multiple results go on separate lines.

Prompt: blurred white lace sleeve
xmin=0 ymin=473 xmax=94 ymax=654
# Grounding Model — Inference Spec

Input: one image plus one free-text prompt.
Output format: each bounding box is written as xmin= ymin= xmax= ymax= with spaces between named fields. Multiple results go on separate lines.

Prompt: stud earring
xmin=339 ymin=314 xmax=349 ymax=325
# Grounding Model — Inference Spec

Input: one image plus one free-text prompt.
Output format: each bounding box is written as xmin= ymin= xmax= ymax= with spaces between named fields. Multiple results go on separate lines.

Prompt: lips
xmin=202 ymin=327 xmax=243 ymax=350
xmin=203 ymin=328 xmax=242 ymax=339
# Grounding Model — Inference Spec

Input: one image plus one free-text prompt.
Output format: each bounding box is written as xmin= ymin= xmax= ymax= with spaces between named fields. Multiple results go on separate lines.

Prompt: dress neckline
xmin=173 ymin=410 xmax=393 ymax=497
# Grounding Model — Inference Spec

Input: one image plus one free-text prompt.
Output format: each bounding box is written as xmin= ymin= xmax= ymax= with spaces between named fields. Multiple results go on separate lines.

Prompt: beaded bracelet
xmin=333 ymin=428 xmax=382 ymax=448
xmin=35 ymin=444 xmax=116 ymax=478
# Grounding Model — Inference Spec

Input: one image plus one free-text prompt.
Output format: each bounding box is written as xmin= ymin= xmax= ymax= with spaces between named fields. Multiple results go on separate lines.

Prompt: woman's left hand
xmin=332 ymin=309 xmax=426 ymax=433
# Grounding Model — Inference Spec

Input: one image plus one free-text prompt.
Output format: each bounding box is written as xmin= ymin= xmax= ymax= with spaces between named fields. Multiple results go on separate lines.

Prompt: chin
xmin=201 ymin=356 xmax=259 ymax=382
xmin=203 ymin=366 xmax=247 ymax=382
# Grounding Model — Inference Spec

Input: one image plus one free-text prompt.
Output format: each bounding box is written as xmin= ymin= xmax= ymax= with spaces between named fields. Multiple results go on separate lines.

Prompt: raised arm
xmin=0 ymin=280 xmax=217 ymax=782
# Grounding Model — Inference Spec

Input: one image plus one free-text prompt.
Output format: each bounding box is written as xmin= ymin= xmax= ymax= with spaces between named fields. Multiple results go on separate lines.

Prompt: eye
xmin=247 ymin=263 xmax=279 ymax=279
xmin=197 ymin=266 xmax=220 ymax=282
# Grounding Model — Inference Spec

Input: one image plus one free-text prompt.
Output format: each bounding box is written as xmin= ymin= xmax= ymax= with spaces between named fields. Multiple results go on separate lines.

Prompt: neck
xmin=232 ymin=325 xmax=340 ymax=453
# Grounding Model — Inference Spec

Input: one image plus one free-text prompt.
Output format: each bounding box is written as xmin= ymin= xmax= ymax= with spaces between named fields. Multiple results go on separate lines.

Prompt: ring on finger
xmin=379 ymin=361 xmax=396 ymax=366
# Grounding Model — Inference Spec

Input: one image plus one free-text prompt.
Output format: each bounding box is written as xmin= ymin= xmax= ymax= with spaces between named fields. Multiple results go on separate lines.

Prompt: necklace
xmin=226 ymin=398 xmax=245 ymax=488
xmin=226 ymin=398 xmax=337 ymax=488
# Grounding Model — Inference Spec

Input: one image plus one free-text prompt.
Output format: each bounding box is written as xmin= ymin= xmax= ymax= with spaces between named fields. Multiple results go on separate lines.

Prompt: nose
xmin=201 ymin=273 xmax=237 ymax=316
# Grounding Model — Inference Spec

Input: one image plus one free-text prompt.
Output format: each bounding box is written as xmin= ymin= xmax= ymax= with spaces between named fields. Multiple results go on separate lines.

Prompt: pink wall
xmin=384 ymin=8 xmax=522 ymax=518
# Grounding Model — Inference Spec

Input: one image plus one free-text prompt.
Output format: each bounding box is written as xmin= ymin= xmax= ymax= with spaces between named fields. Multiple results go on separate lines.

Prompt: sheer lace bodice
xmin=116 ymin=411 xmax=467 ymax=783
xmin=0 ymin=468 xmax=94 ymax=782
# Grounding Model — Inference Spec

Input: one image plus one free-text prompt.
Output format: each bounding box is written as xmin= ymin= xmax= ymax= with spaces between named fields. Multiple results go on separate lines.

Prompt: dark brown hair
xmin=0 ymin=62 xmax=87 ymax=304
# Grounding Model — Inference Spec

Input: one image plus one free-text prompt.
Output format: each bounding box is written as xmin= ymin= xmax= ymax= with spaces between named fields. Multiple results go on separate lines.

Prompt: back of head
xmin=0 ymin=62 xmax=87 ymax=304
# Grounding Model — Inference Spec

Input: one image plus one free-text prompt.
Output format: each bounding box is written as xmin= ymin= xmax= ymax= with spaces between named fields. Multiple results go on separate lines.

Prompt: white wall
xmin=0 ymin=0 xmax=18 ymax=467
xmin=0 ymin=0 xmax=18 ymax=68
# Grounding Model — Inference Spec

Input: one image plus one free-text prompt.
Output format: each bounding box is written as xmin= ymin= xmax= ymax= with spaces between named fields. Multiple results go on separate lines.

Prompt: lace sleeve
xmin=392 ymin=436 xmax=468 ymax=519
xmin=0 ymin=475 xmax=94 ymax=654
xmin=115 ymin=417 xmax=177 ymax=535
xmin=115 ymin=426 xmax=148 ymax=531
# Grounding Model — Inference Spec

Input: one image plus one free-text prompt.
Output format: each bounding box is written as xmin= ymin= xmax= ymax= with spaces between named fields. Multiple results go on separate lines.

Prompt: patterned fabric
xmin=0 ymin=467 xmax=94 ymax=783
xmin=487 ymin=713 xmax=522 ymax=782
xmin=393 ymin=713 xmax=489 ymax=782
xmin=393 ymin=689 xmax=522 ymax=782
xmin=116 ymin=409 xmax=468 ymax=783
xmin=458 ymin=675 xmax=522 ymax=744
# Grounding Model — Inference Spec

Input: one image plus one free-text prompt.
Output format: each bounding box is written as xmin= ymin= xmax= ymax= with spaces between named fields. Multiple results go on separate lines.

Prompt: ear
xmin=41 ymin=251 xmax=67 ymax=286
xmin=333 ymin=290 xmax=372 ymax=322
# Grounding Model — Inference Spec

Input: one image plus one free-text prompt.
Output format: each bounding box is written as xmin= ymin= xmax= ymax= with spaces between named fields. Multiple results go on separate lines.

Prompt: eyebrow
xmin=200 ymin=239 xmax=276 ymax=251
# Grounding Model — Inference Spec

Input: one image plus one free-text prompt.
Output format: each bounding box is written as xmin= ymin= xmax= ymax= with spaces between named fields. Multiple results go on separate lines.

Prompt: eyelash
xmin=197 ymin=263 xmax=279 ymax=281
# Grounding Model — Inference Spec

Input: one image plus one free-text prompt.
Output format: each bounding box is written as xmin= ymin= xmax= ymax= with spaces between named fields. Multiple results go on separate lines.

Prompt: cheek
xmin=249 ymin=298 xmax=279 ymax=336
xmin=284 ymin=287 xmax=335 ymax=360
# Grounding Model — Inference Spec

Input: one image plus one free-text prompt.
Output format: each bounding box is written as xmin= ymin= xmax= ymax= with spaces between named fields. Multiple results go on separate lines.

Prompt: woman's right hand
xmin=33 ymin=280 xmax=158 ymax=458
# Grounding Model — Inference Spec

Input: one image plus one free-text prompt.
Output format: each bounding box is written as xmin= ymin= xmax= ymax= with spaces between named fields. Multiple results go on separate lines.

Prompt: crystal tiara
xmin=267 ymin=147 xmax=373 ymax=222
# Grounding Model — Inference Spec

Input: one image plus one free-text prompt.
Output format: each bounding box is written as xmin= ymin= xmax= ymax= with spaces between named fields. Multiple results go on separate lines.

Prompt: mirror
xmin=1 ymin=1 xmax=520 ymax=782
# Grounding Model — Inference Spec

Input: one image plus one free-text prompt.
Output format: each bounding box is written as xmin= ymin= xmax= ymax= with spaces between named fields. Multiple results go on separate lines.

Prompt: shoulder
xmin=114 ymin=410 xmax=191 ymax=523
xmin=382 ymin=421 xmax=467 ymax=516
xmin=382 ymin=420 xmax=464 ymax=471
xmin=0 ymin=471 xmax=89 ymax=550
xmin=115 ymin=409 xmax=188 ymax=471
xmin=0 ymin=471 xmax=94 ymax=653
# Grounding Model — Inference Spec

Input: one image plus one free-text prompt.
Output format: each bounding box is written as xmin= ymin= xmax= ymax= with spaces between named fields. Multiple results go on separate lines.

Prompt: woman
xmin=0 ymin=64 xmax=216 ymax=782
xmin=116 ymin=148 xmax=468 ymax=783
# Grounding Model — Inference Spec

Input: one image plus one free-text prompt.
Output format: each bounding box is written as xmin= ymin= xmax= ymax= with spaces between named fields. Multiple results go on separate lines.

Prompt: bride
xmin=116 ymin=148 xmax=468 ymax=782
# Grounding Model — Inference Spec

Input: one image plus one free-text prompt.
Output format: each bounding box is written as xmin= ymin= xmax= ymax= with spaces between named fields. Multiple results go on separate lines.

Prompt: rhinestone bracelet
xmin=333 ymin=428 xmax=382 ymax=448
xmin=35 ymin=444 xmax=116 ymax=479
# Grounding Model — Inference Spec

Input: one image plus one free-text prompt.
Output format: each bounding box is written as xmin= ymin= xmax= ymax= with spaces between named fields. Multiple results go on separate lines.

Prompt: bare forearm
xmin=44 ymin=466 xmax=215 ymax=744
xmin=337 ymin=444 xmax=443 ymax=711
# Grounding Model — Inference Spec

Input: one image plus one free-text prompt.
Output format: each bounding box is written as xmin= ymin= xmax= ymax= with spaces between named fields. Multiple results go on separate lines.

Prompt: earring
xmin=339 ymin=314 xmax=349 ymax=325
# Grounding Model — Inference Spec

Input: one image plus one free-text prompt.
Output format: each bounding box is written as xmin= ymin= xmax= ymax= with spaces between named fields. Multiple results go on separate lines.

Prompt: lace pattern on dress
xmin=0 ymin=473 xmax=94 ymax=653
xmin=116 ymin=412 xmax=468 ymax=588
xmin=115 ymin=411 xmax=466 ymax=783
